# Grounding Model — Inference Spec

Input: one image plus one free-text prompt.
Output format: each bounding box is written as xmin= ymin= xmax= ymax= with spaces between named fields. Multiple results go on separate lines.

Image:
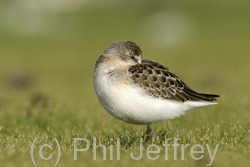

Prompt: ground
xmin=0 ymin=1 xmax=250 ymax=167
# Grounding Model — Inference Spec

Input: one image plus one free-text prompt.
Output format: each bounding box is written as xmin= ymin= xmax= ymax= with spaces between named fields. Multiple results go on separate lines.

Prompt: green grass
xmin=0 ymin=1 xmax=250 ymax=167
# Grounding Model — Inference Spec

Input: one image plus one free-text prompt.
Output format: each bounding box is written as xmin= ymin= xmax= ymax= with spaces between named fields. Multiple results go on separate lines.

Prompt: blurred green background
xmin=0 ymin=0 xmax=250 ymax=167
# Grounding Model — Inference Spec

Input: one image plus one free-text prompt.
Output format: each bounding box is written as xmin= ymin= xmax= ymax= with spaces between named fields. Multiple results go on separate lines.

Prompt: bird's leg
xmin=146 ymin=124 xmax=152 ymax=136
xmin=145 ymin=124 xmax=152 ymax=142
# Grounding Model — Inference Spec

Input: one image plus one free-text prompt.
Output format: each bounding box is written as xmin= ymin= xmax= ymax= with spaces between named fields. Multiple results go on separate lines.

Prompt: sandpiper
xmin=93 ymin=40 xmax=219 ymax=135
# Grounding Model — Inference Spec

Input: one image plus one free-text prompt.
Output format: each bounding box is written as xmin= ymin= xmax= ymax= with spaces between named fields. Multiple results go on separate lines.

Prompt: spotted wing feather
xmin=128 ymin=60 xmax=219 ymax=102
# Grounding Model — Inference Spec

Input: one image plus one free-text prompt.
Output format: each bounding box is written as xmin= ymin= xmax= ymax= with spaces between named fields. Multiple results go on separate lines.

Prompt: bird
xmin=93 ymin=40 xmax=219 ymax=136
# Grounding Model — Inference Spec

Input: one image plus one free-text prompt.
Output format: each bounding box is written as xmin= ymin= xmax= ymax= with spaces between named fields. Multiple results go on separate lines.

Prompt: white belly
xmin=94 ymin=74 xmax=215 ymax=125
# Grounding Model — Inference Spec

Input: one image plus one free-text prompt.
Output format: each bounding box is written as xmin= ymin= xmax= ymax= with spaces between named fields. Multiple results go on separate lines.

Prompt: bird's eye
xmin=130 ymin=55 xmax=135 ymax=59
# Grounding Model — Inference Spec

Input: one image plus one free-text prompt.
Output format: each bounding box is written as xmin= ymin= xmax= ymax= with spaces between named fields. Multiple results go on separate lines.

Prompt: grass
xmin=0 ymin=1 xmax=250 ymax=167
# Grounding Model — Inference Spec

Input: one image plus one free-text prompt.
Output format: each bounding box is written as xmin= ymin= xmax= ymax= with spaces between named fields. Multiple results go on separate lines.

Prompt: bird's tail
xmin=184 ymin=87 xmax=220 ymax=102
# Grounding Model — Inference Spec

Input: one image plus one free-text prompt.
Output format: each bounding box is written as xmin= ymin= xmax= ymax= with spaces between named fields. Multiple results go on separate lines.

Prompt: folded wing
xmin=128 ymin=60 xmax=219 ymax=103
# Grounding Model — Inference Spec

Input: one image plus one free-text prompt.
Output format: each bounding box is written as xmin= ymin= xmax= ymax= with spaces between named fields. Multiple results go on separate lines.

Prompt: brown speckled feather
xmin=128 ymin=60 xmax=219 ymax=102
